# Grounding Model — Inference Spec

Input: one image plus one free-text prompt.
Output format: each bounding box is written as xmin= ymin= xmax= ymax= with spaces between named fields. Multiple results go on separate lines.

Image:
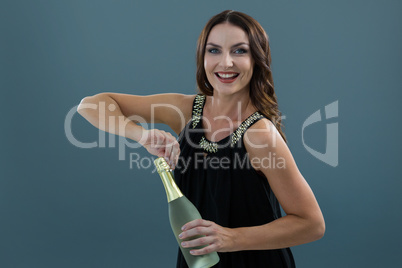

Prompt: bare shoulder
xmin=243 ymin=118 xmax=279 ymax=150
xmin=243 ymin=118 xmax=288 ymax=171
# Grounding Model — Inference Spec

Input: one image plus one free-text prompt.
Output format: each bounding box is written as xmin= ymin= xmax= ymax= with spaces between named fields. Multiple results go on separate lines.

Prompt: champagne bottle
xmin=154 ymin=157 xmax=220 ymax=268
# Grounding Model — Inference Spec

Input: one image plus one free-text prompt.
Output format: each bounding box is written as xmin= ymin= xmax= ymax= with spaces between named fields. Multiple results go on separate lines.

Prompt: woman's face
xmin=204 ymin=22 xmax=254 ymax=97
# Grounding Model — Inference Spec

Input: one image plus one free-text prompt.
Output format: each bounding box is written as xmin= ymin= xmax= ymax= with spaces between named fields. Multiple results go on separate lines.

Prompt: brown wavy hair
xmin=196 ymin=10 xmax=287 ymax=143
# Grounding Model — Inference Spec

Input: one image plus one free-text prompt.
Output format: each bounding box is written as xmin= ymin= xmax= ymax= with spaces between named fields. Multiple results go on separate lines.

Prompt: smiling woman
xmin=77 ymin=9 xmax=324 ymax=268
xmin=204 ymin=24 xmax=254 ymax=93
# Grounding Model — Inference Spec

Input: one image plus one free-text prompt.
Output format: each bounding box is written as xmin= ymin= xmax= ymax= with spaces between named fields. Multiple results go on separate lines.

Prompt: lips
xmin=215 ymin=72 xmax=239 ymax=78
xmin=214 ymin=72 xmax=239 ymax=83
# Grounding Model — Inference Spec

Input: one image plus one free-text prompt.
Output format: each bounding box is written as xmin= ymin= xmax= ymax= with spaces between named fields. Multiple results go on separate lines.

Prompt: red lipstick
xmin=214 ymin=72 xmax=239 ymax=84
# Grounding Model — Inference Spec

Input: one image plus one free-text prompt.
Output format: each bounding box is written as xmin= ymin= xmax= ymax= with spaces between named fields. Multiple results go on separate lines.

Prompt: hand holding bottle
xmin=179 ymin=219 xmax=238 ymax=256
xmin=139 ymin=129 xmax=180 ymax=169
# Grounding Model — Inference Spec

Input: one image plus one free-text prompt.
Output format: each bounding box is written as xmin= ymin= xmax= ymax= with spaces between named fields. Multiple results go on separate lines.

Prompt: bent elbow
xmin=77 ymin=94 xmax=101 ymax=115
xmin=313 ymin=218 xmax=325 ymax=241
xmin=77 ymin=97 xmax=88 ymax=114
xmin=302 ymin=214 xmax=325 ymax=242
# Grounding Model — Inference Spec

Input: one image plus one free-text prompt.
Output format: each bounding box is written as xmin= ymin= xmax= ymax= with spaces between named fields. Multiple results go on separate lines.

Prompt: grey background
xmin=1 ymin=0 xmax=401 ymax=267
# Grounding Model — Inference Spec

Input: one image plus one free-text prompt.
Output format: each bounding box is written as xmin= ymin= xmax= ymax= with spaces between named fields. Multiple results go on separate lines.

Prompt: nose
xmin=219 ymin=52 xmax=233 ymax=69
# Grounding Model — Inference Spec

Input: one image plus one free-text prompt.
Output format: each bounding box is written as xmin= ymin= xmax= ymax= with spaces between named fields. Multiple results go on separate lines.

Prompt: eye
xmin=234 ymin=48 xmax=248 ymax=54
xmin=207 ymin=48 xmax=220 ymax=54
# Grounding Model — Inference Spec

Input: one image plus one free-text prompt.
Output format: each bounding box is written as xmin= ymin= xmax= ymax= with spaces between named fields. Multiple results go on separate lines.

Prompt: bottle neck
xmin=158 ymin=169 xmax=183 ymax=202
xmin=154 ymin=157 xmax=183 ymax=203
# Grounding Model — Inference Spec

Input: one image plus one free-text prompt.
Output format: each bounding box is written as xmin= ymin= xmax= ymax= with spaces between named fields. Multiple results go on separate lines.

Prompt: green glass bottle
xmin=154 ymin=157 xmax=220 ymax=268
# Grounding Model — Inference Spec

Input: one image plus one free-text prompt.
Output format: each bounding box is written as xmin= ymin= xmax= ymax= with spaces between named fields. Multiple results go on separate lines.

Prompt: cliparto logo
xmin=65 ymin=100 xmax=339 ymax=168
xmin=302 ymin=101 xmax=339 ymax=167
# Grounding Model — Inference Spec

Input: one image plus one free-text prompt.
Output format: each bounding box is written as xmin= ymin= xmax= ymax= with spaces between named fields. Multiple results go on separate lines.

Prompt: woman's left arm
xmin=179 ymin=118 xmax=325 ymax=255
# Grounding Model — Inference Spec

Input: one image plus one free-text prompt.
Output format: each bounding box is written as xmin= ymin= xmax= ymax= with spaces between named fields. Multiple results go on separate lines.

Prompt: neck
xmin=207 ymin=91 xmax=256 ymax=122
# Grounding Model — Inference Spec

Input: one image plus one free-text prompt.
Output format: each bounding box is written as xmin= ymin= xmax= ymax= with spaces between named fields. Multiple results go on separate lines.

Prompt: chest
xmin=201 ymin=117 xmax=242 ymax=143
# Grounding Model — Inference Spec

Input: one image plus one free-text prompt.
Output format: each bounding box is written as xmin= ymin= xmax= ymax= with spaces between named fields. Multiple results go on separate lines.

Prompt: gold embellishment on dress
xmin=199 ymin=136 xmax=218 ymax=153
xmin=192 ymin=94 xmax=206 ymax=129
xmin=198 ymin=111 xmax=264 ymax=153
xmin=230 ymin=111 xmax=264 ymax=147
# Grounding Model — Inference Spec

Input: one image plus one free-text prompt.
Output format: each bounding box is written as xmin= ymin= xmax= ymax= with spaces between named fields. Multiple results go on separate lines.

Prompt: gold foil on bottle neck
xmin=154 ymin=157 xmax=172 ymax=173
xmin=154 ymin=157 xmax=183 ymax=202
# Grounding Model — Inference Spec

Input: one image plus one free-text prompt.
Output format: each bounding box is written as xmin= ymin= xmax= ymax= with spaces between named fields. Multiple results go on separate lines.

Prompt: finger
xmin=181 ymin=235 xmax=214 ymax=249
xmin=179 ymin=225 xmax=216 ymax=241
xmin=163 ymin=138 xmax=173 ymax=167
xmin=159 ymin=132 xmax=174 ymax=166
xmin=149 ymin=129 xmax=159 ymax=147
xmin=181 ymin=219 xmax=211 ymax=231
xmin=154 ymin=131 xmax=166 ymax=155
xmin=167 ymin=134 xmax=179 ymax=167
xmin=170 ymin=141 xmax=180 ymax=169
xmin=189 ymin=244 xmax=218 ymax=256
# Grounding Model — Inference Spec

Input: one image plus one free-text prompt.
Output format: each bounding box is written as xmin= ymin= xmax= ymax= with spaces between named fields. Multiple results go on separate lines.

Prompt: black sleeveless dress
xmin=173 ymin=94 xmax=296 ymax=268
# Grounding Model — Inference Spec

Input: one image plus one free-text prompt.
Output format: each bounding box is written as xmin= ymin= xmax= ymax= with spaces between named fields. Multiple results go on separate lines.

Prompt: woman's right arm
xmin=76 ymin=92 xmax=195 ymax=168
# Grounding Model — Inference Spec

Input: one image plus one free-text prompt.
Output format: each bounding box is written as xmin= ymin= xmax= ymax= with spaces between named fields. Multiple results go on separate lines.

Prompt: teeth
xmin=217 ymin=73 xmax=238 ymax=78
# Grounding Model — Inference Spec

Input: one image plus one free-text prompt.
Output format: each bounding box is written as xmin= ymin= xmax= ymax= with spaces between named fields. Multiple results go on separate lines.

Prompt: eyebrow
xmin=206 ymin=42 xmax=249 ymax=48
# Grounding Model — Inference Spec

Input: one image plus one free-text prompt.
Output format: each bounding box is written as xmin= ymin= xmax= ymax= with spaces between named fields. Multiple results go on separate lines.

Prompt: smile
xmin=214 ymin=72 xmax=239 ymax=83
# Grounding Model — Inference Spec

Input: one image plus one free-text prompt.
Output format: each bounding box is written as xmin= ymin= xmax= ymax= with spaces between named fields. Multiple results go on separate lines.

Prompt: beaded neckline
xmin=192 ymin=94 xmax=264 ymax=153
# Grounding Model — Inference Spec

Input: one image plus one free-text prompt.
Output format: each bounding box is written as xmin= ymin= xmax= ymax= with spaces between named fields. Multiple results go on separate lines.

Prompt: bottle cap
xmin=154 ymin=157 xmax=171 ymax=173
